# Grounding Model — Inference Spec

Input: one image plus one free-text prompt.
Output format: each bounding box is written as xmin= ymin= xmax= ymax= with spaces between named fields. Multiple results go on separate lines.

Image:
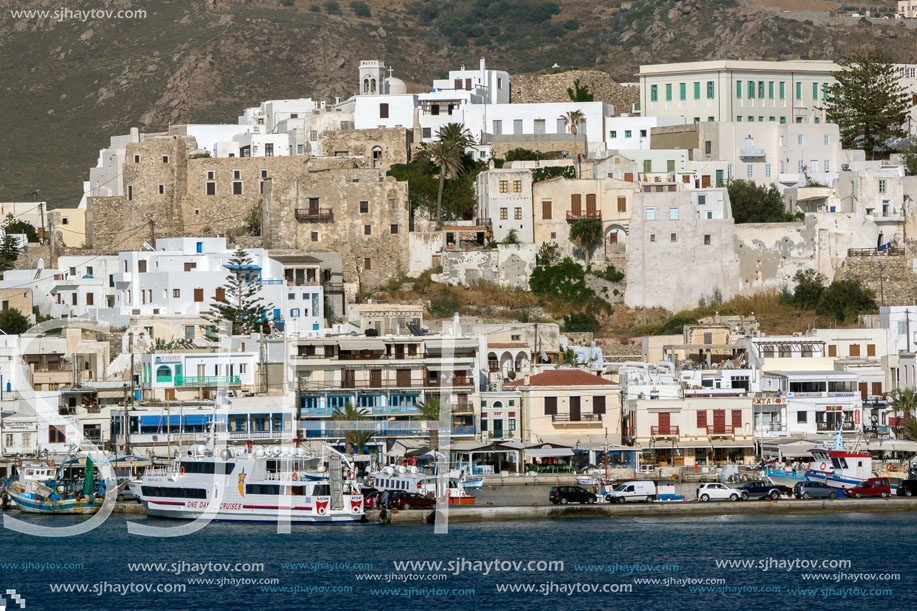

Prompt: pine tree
xmin=822 ymin=49 xmax=910 ymax=159
xmin=0 ymin=233 xmax=22 ymax=272
xmin=204 ymin=247 xmax=271 ymax=335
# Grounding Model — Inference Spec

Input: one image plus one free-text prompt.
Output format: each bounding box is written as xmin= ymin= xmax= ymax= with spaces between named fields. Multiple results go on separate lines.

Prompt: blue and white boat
xmin=4 ymin=455 xmax=116 ymax=514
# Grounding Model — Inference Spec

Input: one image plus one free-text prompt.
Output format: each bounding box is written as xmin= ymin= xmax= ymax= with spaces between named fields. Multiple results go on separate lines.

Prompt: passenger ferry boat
xmin=132 ymin=445 xmax=364 ymax=523
xmin=368 ymin=465 xmax=475 ymax=505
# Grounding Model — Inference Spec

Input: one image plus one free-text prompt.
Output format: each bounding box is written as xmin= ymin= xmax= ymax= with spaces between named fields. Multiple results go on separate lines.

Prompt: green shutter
xmin=768 ymin=81 xmax=774 ymax=99
xmin=812 ymin=82 xmax=818 ymax=100
xmin=779 ymin=81 xmax=785 ymax=99
xmin=796 ymin=82 xmax=801 ymax=99
xmin=680 ymin=82 xmax=686 ymax=100
xmin=651 ymin=84 xmax=658 ymax=102
xmin=665 ymin=83 xmax=672 ymax=101
xmin=707 ymin=81 xmax=715 ymax=99
xmin=748 ymin=81 xmax=754 ymax=98
xmin=694 ymin=82 xmax=701 ymax=100
xmin=736 ymin=81 xmax=742 ymax=99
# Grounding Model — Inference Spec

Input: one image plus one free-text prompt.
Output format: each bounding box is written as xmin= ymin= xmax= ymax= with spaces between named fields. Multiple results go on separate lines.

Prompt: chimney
xmin=523 ymin=374 xmax=531 ymax=385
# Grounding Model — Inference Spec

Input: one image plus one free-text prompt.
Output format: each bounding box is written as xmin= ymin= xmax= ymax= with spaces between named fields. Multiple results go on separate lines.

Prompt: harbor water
xmin=1 ymin=512 xmax=915 ymax=610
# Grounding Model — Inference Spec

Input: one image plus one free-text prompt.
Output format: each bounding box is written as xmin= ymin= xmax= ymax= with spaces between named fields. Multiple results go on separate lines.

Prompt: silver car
xmin=793 ymin=481 xmax=837 ymax=499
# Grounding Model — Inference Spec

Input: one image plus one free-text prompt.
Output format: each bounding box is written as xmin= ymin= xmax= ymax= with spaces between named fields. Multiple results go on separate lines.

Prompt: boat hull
xmin=143 ymin=500 xmax=362 ymax=523
xmin=9 ymin=492 xmax=103 ymax=515
xmin=462 ymin=478 xmax=484 ymax=490
xmin=765 ymin=468 xmax=807 ymax=488
xmin=448 ymin=497 xmax=475 ymax=505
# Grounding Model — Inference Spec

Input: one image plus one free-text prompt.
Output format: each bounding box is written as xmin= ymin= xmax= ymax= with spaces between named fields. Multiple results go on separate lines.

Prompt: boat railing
xmin=143 ymin=466 xmax=179 ymax=477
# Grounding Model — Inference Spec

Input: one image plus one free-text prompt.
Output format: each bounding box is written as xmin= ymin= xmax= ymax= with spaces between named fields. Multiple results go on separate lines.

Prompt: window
xmin=49 ymin=426 xmax=66 ymax=444
xmin=768 ymin=81 xmax=774 ymax=99
xmin=747 ymin=165 xmax=754 ymax=178
xmin=645 ymin=207 xmax=655 ymax=220
xmin=769 ymin=116 xmax=775 ymax=122
xmin=650 ymin=85 xmax=658 ymax=102
xmin=879 ymin=180 xmax=887 ymax=193
xmin=234 ymin=170 xmax=241 ymax=179
xmin=824 ymin=160 xmax=830 ymax=173
xmin=765 ymin=164 xmax=772 ymax=178
xmin=797 ymin=411 xmax=807 ymax=424
xmin=206 ymin=182 xmax=215 ymax=195
xmin=798 ymin=160 xmax=804 ymax=173
xmin=183 ymin=262 xmax=196 ymax=271
xmin=640 ymin=129 xmax=647 ymax=137
xmin=499 ymin=180 xmax=508 ymax=193
xmin=670 ymin=233 xmax=677 ymax=242
xmin=758 ymin=81 xmax=765 ymax=98
xmin=812 ymin=82 xmax=818 ymax=100
xmin=311 ymin=232 xmax=319 ymax=242
xmin=679 ymin=82 xmax=686 ymax=100
xmin=797 ymin=134 xmax=804 ymax=145
xmin=500 ymin=207 xmax=508 ymax=220
xmin=138 ymin=260 xmax=147 ymax=273
xmin=544 ymin=396 xmax=557 ymax=416
xmin=232 ymin=181 xmax=242 ymax=195
xmin=780 ymin=116 xmax=786 ymax=124
xmin=86 ymin=293 xmax=94 ymax=306
xmin=737 ymin=116 xmax=743 ymax=122
xmin=173 ymin=289 xmax=180 ymax=298
xmin=363 ymin=257 xmax=372 ymax=270
xmin=364 ymin=225 xmax=371 ymax=236
xmin=127 ymin=185 xmax=133 ymax=201
xmin=625 ymin=130 xmax=632 ymax=138
xmin=609 ymin=130 xmax=617 ymax=138
xmin=795 ymin=82 xmax=802 ymax=100
xmin=514 ymin=208 xmax=522 ymax=220
xmin=360 ymin=200 xmax=369 ymax=213
xmin=669 ymin=207 xmax=678 ymax=220
xmin=828 ymin=344 xmax=837 ymax=357
xmin=379 ymin=103 xmax=389 ymax=119
xmin=748 ymin=80 xmax=755 ymax=98
xmin=698 ymin=194 xmax=706 ymax=205
xmin=430 ymin=104 xmax=439 ymax=116
xmin=706 ymin=81 xmax=714 ymax=99
xmin=824 ymin=135 xmax=830 ymax=145
xmin=649 ymin=234 xmax=656 ymax=242
xmin=290 ymin=309 xmax=300 ymax=318
xmin=704 ymin=234 xmax=711 ymax=245
xmin=62 ymin=217 xmax=69 ymax=225
xmin=265 ymin=143 xmax=274 ymax=157
xmin=542 ymin=200 xmax=552 ymax=219
xmin=133 ymin=154 xmax=140 ymax=163
xmin=665 ymin=83 xmax=672 ymax=101
xmin=617 ymin=196 xmax=626 ymax=212
xmin=422 ymin=128 xmax=431 ymax=139
xmin=779 ymin=81 xmax=785 ymax=99
xmin=194 ymin=288 xmax=204 ymax=302
xmin=215 ymin=288 xmax=225 ymax=302
xmin=512 ymin=180 xmax=522 ymax=193
xmin=736 ymin=81 xmax=742 ymax=99
xmin=158 ymin=184 xmax=164 ymax=194
xmin=693 ymin=81 xmax=700 ymax=99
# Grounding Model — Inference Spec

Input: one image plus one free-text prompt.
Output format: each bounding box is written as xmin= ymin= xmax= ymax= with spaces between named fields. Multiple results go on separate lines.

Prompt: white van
xmin=606 ymin=480 xmax=657 ymax=503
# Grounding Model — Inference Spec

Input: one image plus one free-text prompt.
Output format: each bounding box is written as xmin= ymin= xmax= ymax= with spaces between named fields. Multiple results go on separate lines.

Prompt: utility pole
xmin=122 ymin=383 xmax=129 ymax=456
xmin=38 ymin=202 xmax=45 ymax=245
xmin=907 ymin=309 xmax=911 ymax=354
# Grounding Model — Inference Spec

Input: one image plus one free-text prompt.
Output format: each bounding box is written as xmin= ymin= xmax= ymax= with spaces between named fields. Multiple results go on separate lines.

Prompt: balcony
xmin=227 ymin=430 xmax=294 ymax=440
xmin=650 ymin=425 xmax=679 ymax=437
xmin=552 ymin=413 xmax=602 ymax=423
xmin=566 ymin=210 xmax=601 ymax=222
xmin=847 ymin=247 xmax=904 ymax=257
xmin=295 ymin=208 xmax=334 ymax=221
xmin=817 ymin=421 xmax=856 ymax=432
xmin=738 ymin=146 xmax=766 ymax=160
xmin=754 ymin=422 xmax=785 ymax=433
xmin=175 ymin=375 xmax=241 ymax=387
xmin=706 ymin=425 xmax=735 ymax=436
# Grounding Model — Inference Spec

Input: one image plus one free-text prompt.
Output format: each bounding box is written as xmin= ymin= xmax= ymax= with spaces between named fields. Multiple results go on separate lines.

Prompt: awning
xmin=183 ymin=414 xmax=211 ymax=425
xmin=710 ymin=439 xmax=755 ymax=448
xmin=139 ymin=415 xmax=180 ymax=426
xmin=337 ymin=339 xmax=385 ymax=351
xmin=524 ymin=448 xmax=574 ymax=458
xmin=867 ymin=440 xmax=917 ymax=452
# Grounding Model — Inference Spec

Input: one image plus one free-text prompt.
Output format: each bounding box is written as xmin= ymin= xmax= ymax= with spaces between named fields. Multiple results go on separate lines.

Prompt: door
xmin=369 ymin=370 xmax=382 ymax=388
xmin=571 ymin=194 xmax=582 ymax=216
xmin=715 ymin=169 xmax=724 ymax=187
xmin=701 ymin=174 xmax=711 ymax=188
xmin=396 ymin=369 xmax=411 ymax=387
xmin=585 ymin=194 xmax=596 ymax=216
xmin=342 ymin=370 xmax=355 ymax=388
xmin=658 ymin=412 xmax=670 ymax=434
xmin=859 ymin=383 xmax=868 ymax=400
xmin=713 ymin=410 xmax=726 ymax=434
xmin=871 ymin=382 xmax=882 ymax=397
xmin=569 ymin=396 xmax=581 ymax=421
xmin=624 ymin=172 xmax=634 ymax=182
xmin=492 ymin=419 xmax=503 ymax=439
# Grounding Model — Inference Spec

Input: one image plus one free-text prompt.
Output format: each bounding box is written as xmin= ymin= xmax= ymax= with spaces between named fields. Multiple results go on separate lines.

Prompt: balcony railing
xmin=651 ymin=425 xmax=679 ymax=436
xmin=175 ymin=375 xmax=241 ymax=387
xmin=754 ymin=422 xmax=785 ymax=433
xmin=552 ymin=413 xmax=602 ymax=423
xmin=847 ymin=247 xmax=903 ymax=257
xmin=228 ymin=430 xmax=293 ymax=439
xmin=738 ymin=147 xmax=766 ymax=159
xmin=566 ymin=210 xmax=601 ymax=221
xmin=295 ymin=208 xmax=334 ymax=220
xmin=817 ymin=421 xmax=856 ymax=432
xmin=297 ymin=378 xmax=470 ymax=391
xmin=706 ymin=425 xmax=735 ymax=436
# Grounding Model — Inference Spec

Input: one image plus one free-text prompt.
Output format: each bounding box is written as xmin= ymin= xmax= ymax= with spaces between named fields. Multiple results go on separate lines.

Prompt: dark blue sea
xmin=1 ymin=512 xmax=914 ymax=610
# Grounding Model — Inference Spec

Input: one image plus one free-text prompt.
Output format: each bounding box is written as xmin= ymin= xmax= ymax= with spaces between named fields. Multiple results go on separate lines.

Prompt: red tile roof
xmin=488 ymin=342 xmax=528 ymax=349
xmin=505 ymin=369 xmax=616 ymax=387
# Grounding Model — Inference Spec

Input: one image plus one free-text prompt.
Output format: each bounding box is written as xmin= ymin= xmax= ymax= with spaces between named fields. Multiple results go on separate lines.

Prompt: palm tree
xmin=420 ymin=123 xmax=475 ymax=226
xmin=417 ymin=395 xmax=442 ymax=451
xmin=569 ymin=218 xmax=603 ymax=267
xmin=562 ymin=110 xmax=586 ymax=177
xmin=888 ymin=388 xmax=917 ymax=438
xmin=349 ymin=429 xmax=376 ymax=456
xmin=332 ymin=401 xmax=369 ymax=455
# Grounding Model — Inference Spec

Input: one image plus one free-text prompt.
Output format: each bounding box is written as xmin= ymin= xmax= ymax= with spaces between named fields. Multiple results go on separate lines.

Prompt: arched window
xmin=370 ymin=78 xmax=376 ymax=93
xmin=155 ymin=365 xmax=173 ymax=382
xmin=363 ymin=78 xmax=370 ymax=94
xmin=493 ymin=401 xmax=504 ymax=409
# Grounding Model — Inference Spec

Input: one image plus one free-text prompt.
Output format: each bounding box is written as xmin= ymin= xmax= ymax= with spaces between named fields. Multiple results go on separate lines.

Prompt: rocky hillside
xmin=0 ymin=0 xmax=914 ymax=207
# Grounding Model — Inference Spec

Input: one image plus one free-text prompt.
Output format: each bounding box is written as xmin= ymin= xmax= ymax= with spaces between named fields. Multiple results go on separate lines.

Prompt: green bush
xmin=0 ymin=308 xmax=29 ymax=334
xmin=350 ymin=1 xmax=371 ymax=16
xmin=529 ymin=258 xmax=594 ymax=301
xmin=564 ymin=311 xmax=600 ymax=333
xmin=323 ymin=0 xmax=342 ymax=15
xmin=727 ymin=179 xmax=794 ymax=223
xmin=593 ymin=265 xmax=624 ymax=283
xmin=532 ymin=165 xmax=575 ymax=182
xmin=791 ymin=269 xmax=826 ymax=310
xmin=429 ymin=289 xmax=460 ymax=317
xmin=816 ymin=279 xmax=876 ymax=323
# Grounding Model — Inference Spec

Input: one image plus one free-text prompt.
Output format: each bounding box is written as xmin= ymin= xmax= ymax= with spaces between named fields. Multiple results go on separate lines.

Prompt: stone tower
xmin=358 ymin=60 xmax=385 ymax=95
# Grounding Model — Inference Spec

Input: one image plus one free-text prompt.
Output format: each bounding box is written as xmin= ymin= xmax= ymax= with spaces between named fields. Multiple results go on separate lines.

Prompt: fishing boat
xmin=132 ymin=445 xmax=364 ymax=523
xmin=4 ymin=454 xmax=116 ymax=514
xmin=369 ymin=465 xmax=475 ymax=505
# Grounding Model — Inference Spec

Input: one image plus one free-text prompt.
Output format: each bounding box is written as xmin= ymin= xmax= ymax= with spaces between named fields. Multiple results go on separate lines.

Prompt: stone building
xmin=263 ymin=165 xmax=410 ymax=291
xmin=321 ymin=127 xmax=413 ymax=171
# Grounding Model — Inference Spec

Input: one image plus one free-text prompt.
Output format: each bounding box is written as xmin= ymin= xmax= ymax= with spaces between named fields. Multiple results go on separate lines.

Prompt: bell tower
xmin=358 ymin=60 xmax=385 ymax=95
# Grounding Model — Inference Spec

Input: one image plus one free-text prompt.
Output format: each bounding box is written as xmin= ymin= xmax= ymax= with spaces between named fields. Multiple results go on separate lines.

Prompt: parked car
xmin=793 ymin=481 xmax=837 ymax=500
xmin=606 ymin=480 xmax=656 ymax=503
xmin=844 ymin=478 xmax=891 ymax=498
xmin=550 ymin=485 xmax=597 ymax=505
xmin=736 ymin=480 xmax=789 ymax=500
xmin=362 ymin=489 xmax=381 ymax=509
xmin=696 ymin=483 xmax=742 ymax=502
xmin=390 ymin=491 xmax=436 ymax=510
xmin=896 ymin=480 xmax=917 ymax=497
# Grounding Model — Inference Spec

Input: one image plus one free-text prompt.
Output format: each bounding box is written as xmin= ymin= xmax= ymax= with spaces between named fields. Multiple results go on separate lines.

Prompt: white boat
xmin=133 ymin=445 xmax=364 ymax=523
xmin=369 ymin=465 xmax=475 ymax=505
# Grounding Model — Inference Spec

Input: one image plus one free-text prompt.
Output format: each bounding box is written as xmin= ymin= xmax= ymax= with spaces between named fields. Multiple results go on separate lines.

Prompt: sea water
xmin=0 ymin=512 xmax=914 ymax=610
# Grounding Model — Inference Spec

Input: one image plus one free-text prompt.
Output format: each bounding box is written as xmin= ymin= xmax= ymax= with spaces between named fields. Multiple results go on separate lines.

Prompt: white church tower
xmin=358 ymin=60 xmax=385 ymax=95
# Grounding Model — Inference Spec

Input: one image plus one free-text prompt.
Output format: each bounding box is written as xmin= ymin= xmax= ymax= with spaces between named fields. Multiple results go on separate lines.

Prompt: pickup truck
xmin=735 ymin=480 xmax=792 ymax=500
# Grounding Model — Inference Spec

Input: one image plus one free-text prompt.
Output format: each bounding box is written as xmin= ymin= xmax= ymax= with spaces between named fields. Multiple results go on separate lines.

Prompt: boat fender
xmin=179 ymin=466 xmax=185 ymax=475
xmin=292 ymin=472 xmax=298 ymax=481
